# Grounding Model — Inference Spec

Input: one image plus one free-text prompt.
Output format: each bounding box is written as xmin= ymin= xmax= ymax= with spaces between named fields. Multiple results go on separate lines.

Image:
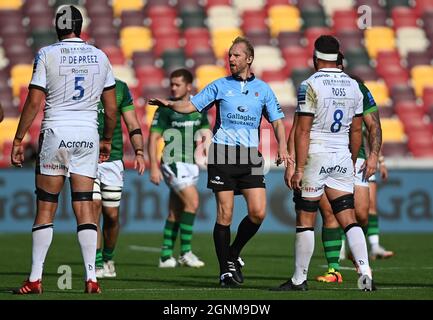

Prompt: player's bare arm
xmin=291 ymin=115 xmax=313 ymax=191
xmin=11 ymin=88 xmax=45 ymax=167
xmin=148 ymin=98 xmax=197 ymax=114
xmin=148 ymin=131 xmax=163 ymax=185
xmin=272 ymin=119 xmax=290 ymax=167
xmin=122 ymin=109 xmax=146 ymax=175
xmin=349 ymin=115 xmax=363 ymax=166
xmin=362 ymin=110 xmax=382 ymax=179
xmin=100 ymin=88 xmax=117 ymax=162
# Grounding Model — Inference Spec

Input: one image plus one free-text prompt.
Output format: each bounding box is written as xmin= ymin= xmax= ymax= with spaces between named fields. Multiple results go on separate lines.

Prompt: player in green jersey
xmin=94 ymin=78 xmax=145 ymax=278
xmin=149 ymin=69 xmax=211 ymax=268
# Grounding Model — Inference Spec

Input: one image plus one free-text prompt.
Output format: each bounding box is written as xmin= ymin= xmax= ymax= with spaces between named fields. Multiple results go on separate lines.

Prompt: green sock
xmin=96 ymin=249 xmax=103 ymax=268
xmin=161 ymin=220 xmax=177 ymax=261
xmin=180 ymin=211 xmax=196 ymax=255
xmin=103 ymin=247 xmax=114 ymax=262
xmin=322 ymin=227 xmax=342 ymax=271
xmin=367 ymin=214 xmax=379 ymax=236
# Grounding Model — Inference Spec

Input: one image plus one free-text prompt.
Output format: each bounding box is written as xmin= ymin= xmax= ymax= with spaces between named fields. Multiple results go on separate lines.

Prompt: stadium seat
xmin=407 ymin=51 xmax=432 ymax=70
xmin=332 ymin=9 xmax=358 ymax=33
xmin=291 ymin=67 xmax=314 ymax=90
xmin=378 ymin=105 xmax=395 ymax=118
xmin=153 ymin=33 xmax=181 ymax=57
xmin=241 ymin=9 xmax=268 ymax=33
xmin=300 ymin=5 xmax=327 ymax=29
xmin=394 ymin=101 xmax=425 ymax=119
xmin=161 ymin=49 xmax=186 ymax=74
xmin=0 ymin=0 xmax=22 ymax=10
xmin=396 ymin=27 xmax=429 ymax=58
xmin=268 ymin=5 xmax=301 ymax=36
xmin=349 ymin=65 xmax=378 ymax=81
xmin=281 ymin=46 xmax=310 ymax=76
xmin=370 ymin=6 xmax=389 ymax=27
xmin=385 ymin=0 xmax=411 ymax=12
xmin=112 ymin=0 xmax=144 ymax=17
xmin=211 ymin=27 xmax=243 ymax=59
xmin=207 ymin=5 xmax=240 ymax=30
xmin=30 ymin=29 xmax=58 ymax=53
xmin=244 ymin=29 xmax=272 ymax=46
xmin=113 ymin=65 xmax=137 ymax=87
xmin=0 ymin=117 xmax=20 ymax=148
xmin=415 ymin=0 xmax=433 ymax=17
xmin=190 ymin=49 xmax=217 ymax=69
xmin=195 ymin=65 xmax=227 ymax=91
xmin=102 ymin=46 xmax=126 ymax=65
xmin=411 ymin=65 xmax=433 ymax=97
xmin=392 ymin=85 xmax=416 ymax=103
xmin=336 ymin=30 xmax=364 ymax=52
xmin=10 ymin=64 xmax=33 ymax=97
xmin=364 ymin=27 xmax=396 ymax=58
xmin=132 ymin=51 xmax=156 ymax=68
xmin=321 ymin=0 xmax=353 ymax=17
xmin=268 ymin=80 xmax=297 ymax=107
xmin=391 ymin=6 xmax=419 ymax=29
xmin=364 ymin=80 xmax=391 ymax=106
xmin=253 ymin=45 xmax=285 ymax=77
xmin=180 ymin=6 xmax=206 ymax=29
xmin=381 ymin=118 xmax=406 ymax=142
xmin=344 ymin=47 xmax=371 ymax=68
xmin=184 ymin=28 xmax=211 ymax=57
xmin=233 ymin=0 xmax=265 ymax=13
xmin=120 ymin=10 xmax=145 ymax=28
xmin=120 ymin=26 xmax=153 ymax=58
xmin=277 ymin=32 xmax=303 ymax=49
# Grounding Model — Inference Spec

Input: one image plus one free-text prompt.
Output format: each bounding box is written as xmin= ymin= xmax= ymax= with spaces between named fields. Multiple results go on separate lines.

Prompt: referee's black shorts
xmin=207 ymin=143 xmax=265 ymax=194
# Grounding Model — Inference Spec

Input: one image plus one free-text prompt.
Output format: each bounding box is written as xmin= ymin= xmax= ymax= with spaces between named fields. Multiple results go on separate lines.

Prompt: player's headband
xmin=314 ymin=50 xmax=338 ymax=61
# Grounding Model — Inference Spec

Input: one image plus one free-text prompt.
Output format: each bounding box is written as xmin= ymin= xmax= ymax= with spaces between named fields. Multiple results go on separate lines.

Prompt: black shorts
xmin=207 ymin=143 xmax=265 ymax=194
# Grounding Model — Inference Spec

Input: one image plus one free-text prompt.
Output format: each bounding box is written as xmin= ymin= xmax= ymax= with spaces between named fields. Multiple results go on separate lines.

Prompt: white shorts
xmin=301 ymin=151 xmax=354 ymax=198
xmin=38 ymin=127 xmax=99 ymax=178
xmin=368 ymin=173 xmax=377 ymax=183
xmin=161 ymin=162 xmax=199 ymax=192
xmin=354 ymin=158 xmax=369 ymax=188
xmin=96 ymin=160 xmax=124 ymax=187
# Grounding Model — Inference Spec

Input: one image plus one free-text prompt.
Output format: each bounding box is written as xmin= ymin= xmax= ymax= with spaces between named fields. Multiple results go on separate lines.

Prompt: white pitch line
xmin=319 ymin=264 xmax=433 ymax=271
xmin=129 ymin=245 xmax=161 ymax=253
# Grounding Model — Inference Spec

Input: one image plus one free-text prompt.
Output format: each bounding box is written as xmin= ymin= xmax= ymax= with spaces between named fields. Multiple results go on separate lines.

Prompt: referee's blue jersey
xmin=191 ymin=75 xmax=284 ymax=148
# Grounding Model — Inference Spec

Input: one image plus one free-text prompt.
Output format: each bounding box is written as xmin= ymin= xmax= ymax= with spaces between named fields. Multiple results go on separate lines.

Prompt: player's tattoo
xmin=368 ymin=111 xmax=382 ymax=156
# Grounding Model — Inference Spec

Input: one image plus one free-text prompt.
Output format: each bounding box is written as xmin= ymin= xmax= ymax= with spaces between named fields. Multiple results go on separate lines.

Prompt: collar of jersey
xmin=231 ymin=73 xmax=256 ymax=82
xmin=318 ymin=67 xmax=342 ymax=73
xmin=61 ymin=37 xmax=85 ymax=43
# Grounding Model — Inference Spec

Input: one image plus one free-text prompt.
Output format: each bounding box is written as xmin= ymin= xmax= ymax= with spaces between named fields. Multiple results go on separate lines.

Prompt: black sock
xmin=213 ymin=223 xmax=231 ymax=275
xmin=230 ymin=216 xmax=261 ymax=259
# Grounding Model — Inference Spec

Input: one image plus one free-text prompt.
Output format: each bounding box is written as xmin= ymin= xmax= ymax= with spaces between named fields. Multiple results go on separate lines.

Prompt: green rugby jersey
xmin=150 ymin=106 xmax=210 ymax=164
xmin=97 ymin=79 xmax=135 ymax=161
xmin=357 ymin=81 xmax=378 ymax=160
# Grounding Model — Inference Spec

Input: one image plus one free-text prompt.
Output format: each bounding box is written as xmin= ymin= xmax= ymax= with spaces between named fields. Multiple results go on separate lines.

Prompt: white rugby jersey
xmin=30 ymin=38 xmax=116 ymax=130
xmin=296 ymin=68 xmax=363 ymax=153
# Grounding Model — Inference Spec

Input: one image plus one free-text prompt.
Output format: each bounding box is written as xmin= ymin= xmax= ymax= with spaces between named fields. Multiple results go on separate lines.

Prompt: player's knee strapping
xmin=101 ymin=186 xmax=122 ymax=207
xmin=330 ymin=194 xmax=354 ymax=214
xmin=71 ymin=191 xmax=93 ymax=201
xmin=295 ymin=197 xmax=320 ymax=212
xmin=35 ymin=187 xmax=60 ymax=203
xmin=92 ymin=179 xmax=102 ymax=201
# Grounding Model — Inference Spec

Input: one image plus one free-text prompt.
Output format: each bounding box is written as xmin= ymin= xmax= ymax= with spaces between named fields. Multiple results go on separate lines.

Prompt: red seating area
xmin=1 ymin=0 xmax=433 ymax=168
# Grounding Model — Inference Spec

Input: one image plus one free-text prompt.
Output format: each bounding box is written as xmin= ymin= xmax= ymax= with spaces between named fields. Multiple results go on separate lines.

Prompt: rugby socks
xmin=96 ymin=249 xmax=103 ymax=269
xmin=213 ymin=223 xmax=231 ymax=274
xmin=180 ymin=211 xmax=196 ymax=255
xmin=230 ymin=215 xmax=261 ymax=259
xmin=29 ymin=224 xmax=54 ymax=282
xmin=160 ymin=220 xmax=179 ymax=261
xmin=292 ymin=227 xmax=314 ymax=285
xmin=362 ymin=225 xmax=369 ymax=236
xmin=367 ymin=214 xmax=380 ymax=250
xmin=321 ymin=227 xmax=342 ymax=270
xmin=103 ymin=247 xmax=114 ymax=262
xmin=77 ymin=224 xmax=98 ymax=281
xmin=345 ymin=224 xmax=371 ymax=277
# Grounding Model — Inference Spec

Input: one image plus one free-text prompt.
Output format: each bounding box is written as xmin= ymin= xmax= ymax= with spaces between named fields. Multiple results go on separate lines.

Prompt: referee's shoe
xmin=219 ymin=272 xmax=241 ymax=287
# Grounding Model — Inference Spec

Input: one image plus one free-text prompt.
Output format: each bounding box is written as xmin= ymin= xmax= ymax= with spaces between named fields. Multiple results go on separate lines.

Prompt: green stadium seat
xmin=301 ymin=5 xmax=328 ymax=29
xmin=180 ymin=7 xmax=206 ymax=29
xmin=161 ymin=49 xmax=186 ymax=74
xmin=291 ymin=67 xmax=314 ymax=91
xmin=344 ymin=47 xmax=371 ymax=68
xmin=30 ymin=29 xmax=58 ymax=53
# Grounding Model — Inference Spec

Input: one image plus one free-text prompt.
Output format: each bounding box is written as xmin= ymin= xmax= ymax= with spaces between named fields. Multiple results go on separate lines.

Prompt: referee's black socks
xmin=230 ymin=215 xmax=261 ymax=259
xmin=213 ymin=223 xmax=231 ymax=274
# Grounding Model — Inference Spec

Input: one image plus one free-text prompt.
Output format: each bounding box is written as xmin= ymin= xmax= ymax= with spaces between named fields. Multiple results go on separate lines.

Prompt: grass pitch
xmin=1 ymin=233 xmax=432 ymax=300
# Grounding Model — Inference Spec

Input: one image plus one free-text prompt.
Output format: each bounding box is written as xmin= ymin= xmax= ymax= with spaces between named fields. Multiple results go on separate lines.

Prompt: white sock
xmin=368 ymin=234 xmax=379 ymax=250
xmin=29 ymin=224 xmax=54 ymax=282
xmin=346 ymin=225 xmax=371 ymax=277
xmin=77 ymin=224 xmax=98 ymax=281
xmin=292 ymin=228 xmax=314 ymax=285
